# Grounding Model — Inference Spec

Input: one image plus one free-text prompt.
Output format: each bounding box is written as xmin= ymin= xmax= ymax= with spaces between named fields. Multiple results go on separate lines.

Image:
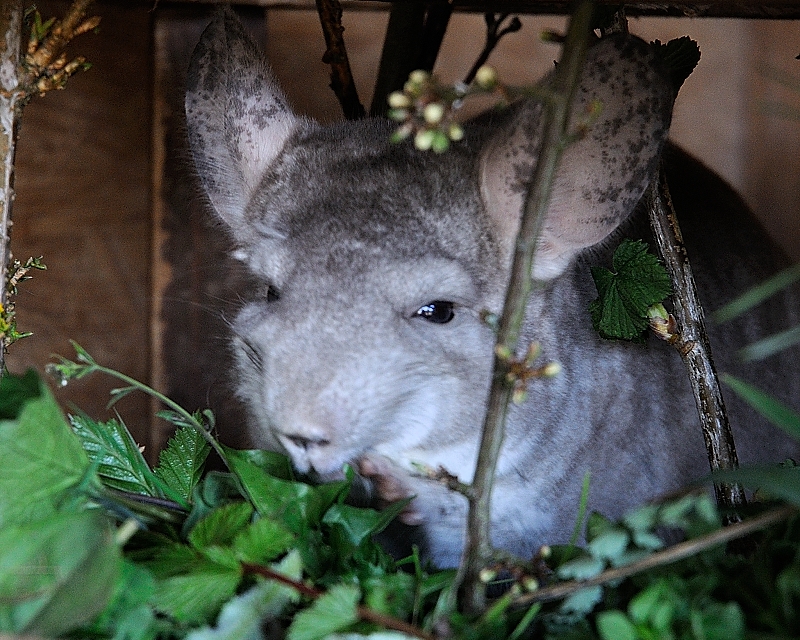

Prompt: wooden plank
xmin=170 ymin=0 xmax=800 ymax=19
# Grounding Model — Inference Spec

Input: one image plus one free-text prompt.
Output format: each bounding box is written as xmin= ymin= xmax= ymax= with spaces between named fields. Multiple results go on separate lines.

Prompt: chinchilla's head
xmin=185 ymin=9 xmax=674 ymax=478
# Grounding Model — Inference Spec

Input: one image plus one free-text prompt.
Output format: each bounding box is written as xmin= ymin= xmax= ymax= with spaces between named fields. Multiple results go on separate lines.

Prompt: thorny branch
xmin=646 ymin=168 xmax=747 ymax=518
xmin=452 ymin=0 xmax=596 ymax=616
xmin=315 ymin=0 xmax=365 ymax=120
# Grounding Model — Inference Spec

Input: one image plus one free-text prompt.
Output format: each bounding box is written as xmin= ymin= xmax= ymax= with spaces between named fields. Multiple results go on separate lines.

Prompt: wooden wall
xmin=5 ymin=1 xmax=800 ymax=459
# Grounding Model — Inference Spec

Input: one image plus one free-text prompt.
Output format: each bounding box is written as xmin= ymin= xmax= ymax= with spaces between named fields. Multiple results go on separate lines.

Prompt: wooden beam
xmin=171 ymin=0 xmax=800 ymax=19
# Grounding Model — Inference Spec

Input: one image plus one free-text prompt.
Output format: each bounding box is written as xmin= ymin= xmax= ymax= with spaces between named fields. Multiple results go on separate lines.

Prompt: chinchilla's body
xmin=186 ymin=10 xmax=800 ymax=567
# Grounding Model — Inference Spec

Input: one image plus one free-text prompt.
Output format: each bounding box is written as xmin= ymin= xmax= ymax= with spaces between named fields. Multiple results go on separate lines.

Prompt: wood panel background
xmin=5 ymin=0 xmax=800 ymax=460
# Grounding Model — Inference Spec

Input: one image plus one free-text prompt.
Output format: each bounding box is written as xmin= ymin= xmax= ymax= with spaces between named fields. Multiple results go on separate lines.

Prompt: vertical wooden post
xmin=0 ymin=0 xmax=22 ymax=377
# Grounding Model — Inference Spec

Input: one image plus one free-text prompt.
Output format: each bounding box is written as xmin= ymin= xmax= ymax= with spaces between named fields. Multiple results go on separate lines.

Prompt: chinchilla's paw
xmin=358 ymin=454 xmax=424 ymax=526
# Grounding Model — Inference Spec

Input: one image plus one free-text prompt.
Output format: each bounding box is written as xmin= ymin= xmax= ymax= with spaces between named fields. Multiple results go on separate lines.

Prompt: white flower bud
xmin=388 ymin=91 xmax=412 ymax=109
xmin=414 ymin=129 xmax=435 ymax=151
xmin=475 ymin=65 xmax=498 ymax=89
xmin=423 ymin=102 xmax=445 ymax=125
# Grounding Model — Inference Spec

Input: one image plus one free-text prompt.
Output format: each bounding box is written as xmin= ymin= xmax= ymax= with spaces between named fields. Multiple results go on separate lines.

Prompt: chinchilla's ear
xmin=185 ymin=8 xmax=301 ymax=242
xmin=480 ymin=35 xmax=675 ymax=281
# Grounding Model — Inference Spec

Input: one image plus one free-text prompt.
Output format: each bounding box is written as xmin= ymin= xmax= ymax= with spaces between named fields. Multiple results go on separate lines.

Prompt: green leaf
xmin=596 ymin=610 xmax=637 ymax=640
xmin=714 ymin=262 xmax=800 ymax=324
xmin=737 ymin=324 xmax=800 ymax=362
xmin=587 ymin=527 xmax=630 ymax=561
xmin=363 ymin=574 xmax=415 ymax=620
xmin=76 ymin=560 xmax=157 ymax=640
xmin=0 ymin=511 xmax=122 ymax=636
xmin=722 ymin=374 xmax=800 ymax=440
xmin=154 ymin=426 xmax=211 ymax=503
xmin=559 ymin=585 xmax=603 ymax=615
xmin=690 ymin=601 xmax=744 ymax=640
xmin=232 ymin=516 xmax=296 ymax=565
xmin=223 ymin=447 xmax=331 ymax=532
xmin=287 ymin=584 xmax=360 ymax=640
xmin=69 ymin=413 xmax=161 ymax=497
xmin=556 ymin=555 xmax=604 ymax=581
xmin=715 ymin=465 xmax=800 ymax=506
xmin=590 ymin=239 xmax=672 ymax=341
xmin=0 ymin=377 xmax=92 ymax=526
xmin=186 ymin=551 xmax=302 ymax=640
xmin=322 ymin=502 xmax=403 ymax=549
xmin=189 ymin=501 xmax=254 ymax=550
xmin=152 ymin=560 xmax=242 ymax=625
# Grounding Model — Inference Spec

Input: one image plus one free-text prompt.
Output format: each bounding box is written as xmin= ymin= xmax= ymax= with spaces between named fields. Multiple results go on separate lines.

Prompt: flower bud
xmin=475 ymin=65 xmax=498 ymax=89
xmin=388 ymin=91 xmax=412 ymax=109
xmin=414 ymin=129 xmax=435 ymax=151
xmin=448 ymin=122 xmax=464 ymax=141
xmin=423 ymin=102 xmax=445 ymax=125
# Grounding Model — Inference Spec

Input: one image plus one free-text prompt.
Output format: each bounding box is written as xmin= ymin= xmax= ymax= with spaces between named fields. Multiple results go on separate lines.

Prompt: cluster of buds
xmin=388 ymin=65 xmax=500 ymax=153
xmin=495 ymin=341 xmax=562 ymax=404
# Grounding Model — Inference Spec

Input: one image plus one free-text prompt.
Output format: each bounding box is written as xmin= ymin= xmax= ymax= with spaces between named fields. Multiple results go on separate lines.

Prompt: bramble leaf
xmin=70 ymin=413 xmax=160 ymax=497
xmin=589 ymin=239 xmax=672 ymax=341
xmin=155 ymin=426 xmax=212 ymax=503
xmin=287 ymin=584 xmax=360 ymax=640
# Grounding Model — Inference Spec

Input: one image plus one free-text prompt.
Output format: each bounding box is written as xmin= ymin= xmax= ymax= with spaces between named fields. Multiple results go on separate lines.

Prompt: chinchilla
xmin=185 ymin=9 xmax=800 ymax=567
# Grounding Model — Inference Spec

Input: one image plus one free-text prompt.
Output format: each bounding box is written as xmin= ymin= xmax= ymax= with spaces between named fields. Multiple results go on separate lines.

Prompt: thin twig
xmin=315 ymin=0 xmax=365 ymax=120
xmin=464 ymin=13 xmax=522 ymax=85
xmin=512 ymin=504 xmax=796 ymax=607
xmin=242 ymin=563 xmax=435 ymax=640
xmin=646 ymin=168 xmax=747 ymax=518
xmin=454 ymin=0 xmax=596 ymax=616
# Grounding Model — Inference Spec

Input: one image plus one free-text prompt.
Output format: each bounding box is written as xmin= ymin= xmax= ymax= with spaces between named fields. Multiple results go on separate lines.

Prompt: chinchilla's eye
xmin=416 ymin=300 xmax=455 ymax=324
xmin=267 ymin=285 xmax=280 ymax=302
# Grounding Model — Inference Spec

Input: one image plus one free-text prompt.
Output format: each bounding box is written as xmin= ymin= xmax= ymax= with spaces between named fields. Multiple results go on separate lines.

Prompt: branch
xmin=512 ymin=504 xmax=795 ymax=607
xmin=315 ymin=0 xmax=365 ymax=120
xmin=646 ymin=168 xmax=747 ymax=517
xmin=0 ymin=0 xmax=23 ymax=376
xmin=453 ymin=0 xmax=596 ymax=616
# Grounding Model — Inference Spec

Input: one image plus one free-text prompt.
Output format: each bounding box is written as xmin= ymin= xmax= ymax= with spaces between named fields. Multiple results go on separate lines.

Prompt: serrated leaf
xmin=0 ymin=377 xmax=92 ymax=526
xmin=189 ymin=501 xmax=254 ymax=550
xmin=590 ymin=239 xmax=671 ymax=341
xmin=152 ymin=561 xmax=242 ymax=625
xmin=186 ymin=551 xmax=302 ymax=640
xmin=69 ymin=413 xmax=160 ymax=497
xmin=287 ymin=584 xmax=360 ymax=640
xmin=155 ymin=426 xmax=212 ymax=503
xmin=233 ymin=516 xmax=296 ymax=564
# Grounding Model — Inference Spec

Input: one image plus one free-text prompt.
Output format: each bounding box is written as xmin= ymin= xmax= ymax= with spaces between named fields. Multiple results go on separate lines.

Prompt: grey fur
xmin=186 ymin=10 xmax=800 ymax=567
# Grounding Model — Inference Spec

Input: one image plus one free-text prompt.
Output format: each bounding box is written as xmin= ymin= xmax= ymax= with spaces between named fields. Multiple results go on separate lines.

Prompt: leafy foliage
xmin=589 ymin=239 xmax=672 ymax=341
xmin=1 ymin=352 xmax=799 ymax=639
